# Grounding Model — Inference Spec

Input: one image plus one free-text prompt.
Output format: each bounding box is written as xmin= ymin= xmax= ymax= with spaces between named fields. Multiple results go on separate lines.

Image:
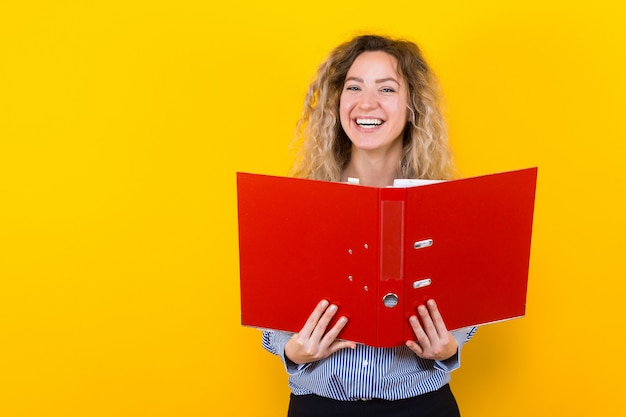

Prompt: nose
xmin=357 ymin=89 xmax=378 ymax=110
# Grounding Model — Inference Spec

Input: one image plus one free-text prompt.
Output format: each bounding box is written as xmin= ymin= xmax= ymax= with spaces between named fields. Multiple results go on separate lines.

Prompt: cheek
xmin=339 ymin=95 xmax=348 ymax=112
xmin=339 ymin=98 xmax=352 ymax=124
xmin=394 ymin=100 xmax=410 ymax=123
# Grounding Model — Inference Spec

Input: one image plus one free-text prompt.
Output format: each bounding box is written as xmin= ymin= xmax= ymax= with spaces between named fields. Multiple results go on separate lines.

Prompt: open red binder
xmin=237 ymin=168 xmax=537 ymax=347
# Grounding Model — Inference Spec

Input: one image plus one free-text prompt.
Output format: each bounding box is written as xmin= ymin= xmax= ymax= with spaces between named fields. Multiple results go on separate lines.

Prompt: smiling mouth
xmin=356 ymin=118 xmax=383 ymax=128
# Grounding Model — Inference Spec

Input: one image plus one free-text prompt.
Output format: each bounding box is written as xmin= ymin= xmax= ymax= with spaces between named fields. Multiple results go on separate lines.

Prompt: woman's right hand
xmin=284 ymin=299 xmax=356 ymax=365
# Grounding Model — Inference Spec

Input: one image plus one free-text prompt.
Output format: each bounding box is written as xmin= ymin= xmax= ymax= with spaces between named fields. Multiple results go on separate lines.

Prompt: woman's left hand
xmin=406 ymin=299 xmax=458 ymax=361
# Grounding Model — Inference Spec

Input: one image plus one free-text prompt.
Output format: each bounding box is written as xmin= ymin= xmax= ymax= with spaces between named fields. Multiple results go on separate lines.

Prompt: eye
xmin=345 ymin=85 xmax=361 ymax=91
xmin=380 ymin=87 xmax=396 ymax=93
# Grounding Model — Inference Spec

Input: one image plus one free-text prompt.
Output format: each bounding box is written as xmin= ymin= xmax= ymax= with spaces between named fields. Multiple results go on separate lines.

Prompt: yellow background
xmin=1 ymin=1 xmax=625 ymax=415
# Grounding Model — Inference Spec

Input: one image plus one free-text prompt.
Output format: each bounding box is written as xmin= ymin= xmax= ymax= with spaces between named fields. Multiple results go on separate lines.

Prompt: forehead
xmin=347 ymin=51 xmax=401 ymax=78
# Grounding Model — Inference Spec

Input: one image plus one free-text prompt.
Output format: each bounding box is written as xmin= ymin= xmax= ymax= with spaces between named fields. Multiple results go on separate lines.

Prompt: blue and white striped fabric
xmin=262 ymin=327 xmax=477 ymax=401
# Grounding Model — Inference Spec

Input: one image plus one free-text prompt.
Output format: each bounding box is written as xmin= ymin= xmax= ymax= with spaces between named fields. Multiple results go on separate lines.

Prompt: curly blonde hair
xmin=290 ymin=34 xmax=455 ymax=181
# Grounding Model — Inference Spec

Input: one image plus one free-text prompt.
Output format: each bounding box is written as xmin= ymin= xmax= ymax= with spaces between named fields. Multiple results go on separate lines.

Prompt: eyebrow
xmin=345 ymin=76 xmax=401 ymax=85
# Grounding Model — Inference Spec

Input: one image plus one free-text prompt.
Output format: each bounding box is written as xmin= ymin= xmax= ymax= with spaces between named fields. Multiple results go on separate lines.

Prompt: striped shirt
xmin=262 ymin=327 xmax=477 ymax=401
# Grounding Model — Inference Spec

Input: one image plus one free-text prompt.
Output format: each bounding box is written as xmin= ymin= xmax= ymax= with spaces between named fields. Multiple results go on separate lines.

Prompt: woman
xmin=263 ymin=34 xmax=476 ymax=417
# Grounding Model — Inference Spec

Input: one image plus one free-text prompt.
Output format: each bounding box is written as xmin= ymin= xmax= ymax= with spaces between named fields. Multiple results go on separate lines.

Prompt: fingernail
xmin=329 ymin=304 xmax=337 ymax=313
xmin=320 ymin=300 xmax=329 ymax=308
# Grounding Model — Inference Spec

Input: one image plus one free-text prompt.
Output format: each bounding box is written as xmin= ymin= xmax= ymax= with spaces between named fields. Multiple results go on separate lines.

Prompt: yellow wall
xmin=1 ymin=1 xmax=625 ymax=415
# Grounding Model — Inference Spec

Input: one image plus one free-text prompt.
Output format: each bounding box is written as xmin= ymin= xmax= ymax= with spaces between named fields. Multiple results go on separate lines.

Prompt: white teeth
xmin=356 ymin=118 xmax=383 ymax=128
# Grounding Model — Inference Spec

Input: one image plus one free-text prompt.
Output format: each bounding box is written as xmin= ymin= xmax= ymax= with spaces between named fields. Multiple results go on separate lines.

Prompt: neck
xmin=341 ymin=146 xmax=403 ymax=187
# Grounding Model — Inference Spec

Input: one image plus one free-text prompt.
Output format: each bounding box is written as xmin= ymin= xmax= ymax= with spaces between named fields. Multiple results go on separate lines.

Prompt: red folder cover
xmin=237 ymin=168 xmax=537 ymax=347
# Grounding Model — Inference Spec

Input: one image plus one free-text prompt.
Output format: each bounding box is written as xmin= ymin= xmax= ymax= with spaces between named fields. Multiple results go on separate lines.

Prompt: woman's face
xmin=339 ymin=51 xmax=409 ymax=155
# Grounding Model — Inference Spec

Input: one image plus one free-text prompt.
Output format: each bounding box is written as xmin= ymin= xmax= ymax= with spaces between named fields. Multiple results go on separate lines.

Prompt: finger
xmin=300 ymin=299 xmax=330 ymax=336
xmin=325 ymin=343 xmax=356 ymax=358
xmin=426 ymin=299 xmax=449 ymax=336
xmin=310 ymin=303 xmax=339 ymax=341
xmin=417 ymin=304 xmax=438 ymax=339
xmin=327 ymin=338 xmax=357 ymax=355
xmin=408 ymin=315 xmax=431 ymax=350
xmin=320 ymin=319 xmax=356 ymax=359
xmin=408 ymin=315 xmax=424 ymax=336
xmin=320 ymin=315 xmax=350 ymax=348
xmin=405 ymin=339 xmax=423 ymax=356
